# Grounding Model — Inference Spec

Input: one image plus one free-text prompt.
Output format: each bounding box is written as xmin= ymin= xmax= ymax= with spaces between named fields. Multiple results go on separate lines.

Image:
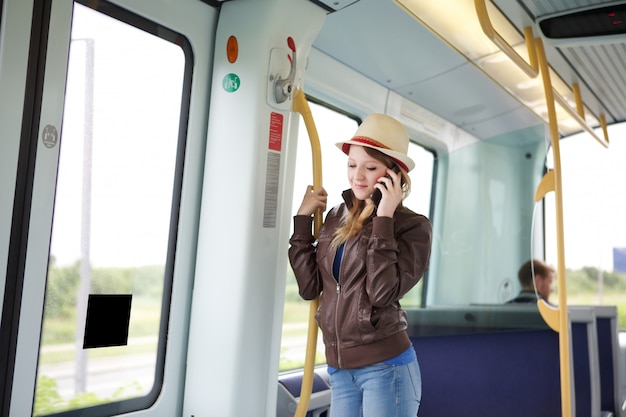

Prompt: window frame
xmin=33 ymin=1 xmax=193 ymax=415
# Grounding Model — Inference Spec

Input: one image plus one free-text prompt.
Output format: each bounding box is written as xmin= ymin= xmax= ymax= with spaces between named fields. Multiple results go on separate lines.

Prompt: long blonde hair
xmin=331 ymin=147 xmax=411 ymax=248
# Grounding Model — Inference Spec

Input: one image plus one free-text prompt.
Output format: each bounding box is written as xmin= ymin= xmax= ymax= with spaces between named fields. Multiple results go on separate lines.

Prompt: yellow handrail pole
xmin=293 ymin=91 xmax=323 ymax=233
xmin=292 ymin=88 xmax=323 ymax=417
xmin=570 ymin=83 xmax=609 ymax=145
xmin=534 ymin=36 xmax=572 ymax=417
xmin=474 ymin=4 xmax=574 ymax=413
xmin=524 ymin=26 xmax=539 ymax=72
xmin=600 ymin=114 xmax=609 ymax=144
xmin=553 ymin=89 xmax=609 ymax=148
xmin=474 ymin=0 xmax=539 ymax=78
xmin=475 ymin=0 xmax=609 ymax=147
xmin=573 ymin=83 xmax=585 ymax=118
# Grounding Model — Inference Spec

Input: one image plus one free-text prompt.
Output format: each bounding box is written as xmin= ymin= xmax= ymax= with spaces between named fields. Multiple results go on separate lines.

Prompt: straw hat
xmin=336 ymin=113 xmax=415 ymax=172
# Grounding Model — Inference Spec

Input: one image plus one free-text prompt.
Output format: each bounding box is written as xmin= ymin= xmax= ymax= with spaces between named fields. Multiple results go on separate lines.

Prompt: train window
xmin=33 ymin=2 xmax=190 ymax=416
xmin=545 ymin=123 xmax=626 ymax=330
xmin=399 ymin=137 xmax=435 ymax=308
xmin=281 ymin=102 xmax=434 ymax=370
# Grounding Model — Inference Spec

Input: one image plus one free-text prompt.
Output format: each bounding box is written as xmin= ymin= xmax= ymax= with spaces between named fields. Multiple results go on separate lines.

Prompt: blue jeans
xmin=329 ymin=359 xmax=422 ymax=417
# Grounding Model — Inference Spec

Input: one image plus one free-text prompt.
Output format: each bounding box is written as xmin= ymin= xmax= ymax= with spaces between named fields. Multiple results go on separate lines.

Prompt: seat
xmin=593 ymin=306 xmax=625 ymax=417
xmin=277 ymin=368 xmax=331 ymax=417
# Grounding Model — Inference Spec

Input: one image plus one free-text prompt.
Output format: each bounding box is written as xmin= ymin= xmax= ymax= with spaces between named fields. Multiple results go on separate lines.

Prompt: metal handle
xmin=292 ymin=87 xmax=323 ymax=417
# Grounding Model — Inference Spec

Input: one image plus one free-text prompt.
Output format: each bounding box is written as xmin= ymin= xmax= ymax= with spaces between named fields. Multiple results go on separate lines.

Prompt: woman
xmin=288 ymin=113 xmax=432 ymax=417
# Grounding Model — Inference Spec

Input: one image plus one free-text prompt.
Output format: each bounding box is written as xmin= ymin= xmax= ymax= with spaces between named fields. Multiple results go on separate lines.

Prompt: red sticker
xmin=269 ymin=112 xmax=283 ymax=151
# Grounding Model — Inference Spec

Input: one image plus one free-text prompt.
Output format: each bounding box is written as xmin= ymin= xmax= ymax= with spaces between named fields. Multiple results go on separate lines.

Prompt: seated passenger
xmin=506 ymin=259 xmax=554 ymax=304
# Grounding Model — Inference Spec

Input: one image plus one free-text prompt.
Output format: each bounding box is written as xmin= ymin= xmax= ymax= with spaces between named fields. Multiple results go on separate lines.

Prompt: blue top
xmin=333 ymin=242 xmax=344 ymax=281
xmin=327 ymin=346 xmax=417 ymax=374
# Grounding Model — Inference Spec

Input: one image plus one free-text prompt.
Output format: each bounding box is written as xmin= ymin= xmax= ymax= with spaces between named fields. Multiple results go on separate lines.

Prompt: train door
xmin=0 ymin=0 xmax=216 ymax=415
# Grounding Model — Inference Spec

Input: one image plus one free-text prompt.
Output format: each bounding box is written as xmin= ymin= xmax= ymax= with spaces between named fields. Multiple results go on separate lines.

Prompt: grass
xmin=565 ymin=292 xmax=626 ymax=328
xmin=39 ymin=296 xmax=161 ymax=365
xmin=39 ymin=338 xmax=157 ymax=365
xmin=282 ymin=299 xmax=313 ymax=323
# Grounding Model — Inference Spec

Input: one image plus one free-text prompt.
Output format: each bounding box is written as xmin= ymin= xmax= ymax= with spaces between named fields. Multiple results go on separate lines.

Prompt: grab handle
xmin=292 ymin=88 xmax=323 ymax=417
xmin=474 ymin=0 xmax=608 ymax=146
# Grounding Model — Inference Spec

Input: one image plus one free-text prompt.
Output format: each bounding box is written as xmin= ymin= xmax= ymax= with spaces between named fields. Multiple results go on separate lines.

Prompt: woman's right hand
xmin=297 ymin=186 xmax=327 ymax=216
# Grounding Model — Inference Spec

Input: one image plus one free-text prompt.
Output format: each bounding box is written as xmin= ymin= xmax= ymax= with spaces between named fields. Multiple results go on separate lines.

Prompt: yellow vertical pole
xmin=573 ymin=83 xmax=585 ymax=119
xmin=292 ymin=89 xmax=323 ymax=417
xmin=534 ymin=37 xmax=572 ymax=417
xmin=473 ymin=3 xmax=609 ymax=415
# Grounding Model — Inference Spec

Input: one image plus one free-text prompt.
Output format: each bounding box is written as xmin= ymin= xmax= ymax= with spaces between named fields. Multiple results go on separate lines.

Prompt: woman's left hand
xmin=374 ymin=168 xmax=403 ymax=218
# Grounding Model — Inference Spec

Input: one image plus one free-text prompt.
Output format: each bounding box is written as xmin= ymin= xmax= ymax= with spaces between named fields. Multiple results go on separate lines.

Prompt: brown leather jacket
xmin=288 ymin=190 xmax=432 ymax=369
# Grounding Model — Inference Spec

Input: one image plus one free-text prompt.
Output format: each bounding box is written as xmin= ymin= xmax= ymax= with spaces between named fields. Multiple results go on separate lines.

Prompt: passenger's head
xmin=336 ymin=113 xmax=415 ymax=172
xmin=518 ymin=259 xmax=555 ymax=300
xmin=336 ymin=113 xmax=413 ymax=201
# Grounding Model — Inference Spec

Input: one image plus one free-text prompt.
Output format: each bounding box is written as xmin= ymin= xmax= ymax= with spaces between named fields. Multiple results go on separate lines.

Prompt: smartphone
xmin=371 ymin=165 xmax=400 ymax=207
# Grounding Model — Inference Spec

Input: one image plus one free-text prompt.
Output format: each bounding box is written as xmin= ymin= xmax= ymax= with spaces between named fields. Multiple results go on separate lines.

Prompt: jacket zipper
xmin=334 ymin=282 xmax=342 ymax=368
xmin=334 ymin=242 xmax=346 ymax=368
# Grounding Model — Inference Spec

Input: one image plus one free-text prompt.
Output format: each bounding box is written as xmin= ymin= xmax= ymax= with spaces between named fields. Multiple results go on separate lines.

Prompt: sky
xmin=50 ymin=5 xmax=183 ymax=269
xmin=545 ymin=123 xmax=626 ymax=271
